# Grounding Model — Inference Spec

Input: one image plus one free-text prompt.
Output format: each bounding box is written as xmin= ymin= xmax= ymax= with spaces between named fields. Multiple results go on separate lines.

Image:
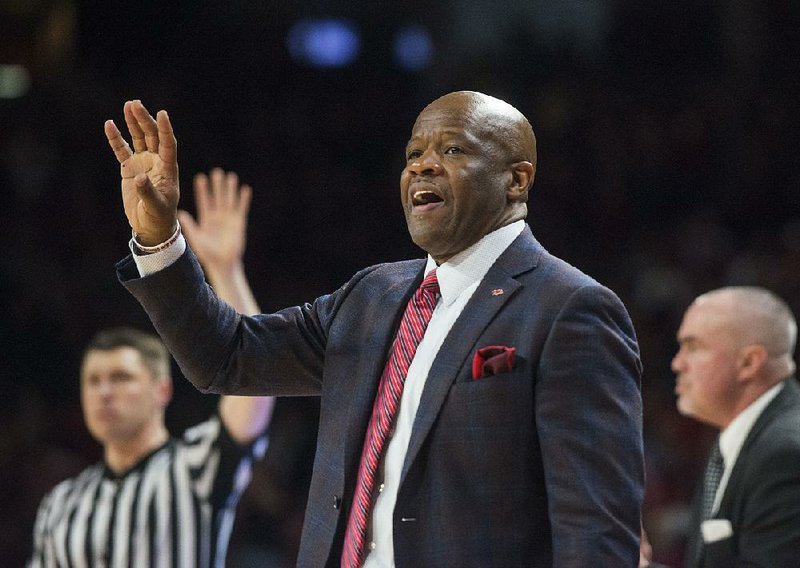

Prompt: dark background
xmin=1 ymin=1 xmax=799 ymax=566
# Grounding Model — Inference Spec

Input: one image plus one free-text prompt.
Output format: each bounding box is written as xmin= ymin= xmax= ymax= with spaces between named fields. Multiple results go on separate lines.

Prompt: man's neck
xmin=104 ymin=426 xmax=169 ymax=475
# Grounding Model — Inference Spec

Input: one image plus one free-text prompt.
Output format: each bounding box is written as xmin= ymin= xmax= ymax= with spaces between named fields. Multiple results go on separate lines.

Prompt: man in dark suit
xmin=673 ymin=286 xmax=800 ymax=567
xmin=104 ymin=91 xmax=644 ymax=566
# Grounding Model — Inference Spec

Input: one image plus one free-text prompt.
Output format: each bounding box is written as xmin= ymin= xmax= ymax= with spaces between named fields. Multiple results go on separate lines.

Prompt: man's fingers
xmin=156 ymin=110 xmax=177 ymax=165
xmin=104 ymin=119 xmax=133 ymax=164
xmin=194 ymin=167 xmax=250 ymax=217
xmin=123 ymin=100 xmax=148 ymax=153
xmin=238 ymin=184 xmax=253 ymax=216
xmin=224 ymin=171 xmax=240 ymax=209
xmin=193 ymin=172 xmax=211 ymax=218
xmin=210 ymin=167 xmax=225 ymax=207
xmin=130 ymin=100 xmax=160 ymax=153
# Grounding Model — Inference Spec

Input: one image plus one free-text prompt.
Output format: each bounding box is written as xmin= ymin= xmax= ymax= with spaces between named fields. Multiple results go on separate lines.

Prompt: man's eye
xmin=444 ymin=146 xmax=463 ymax=155
xmin=407 ymin=150 xmax=422 ymax=160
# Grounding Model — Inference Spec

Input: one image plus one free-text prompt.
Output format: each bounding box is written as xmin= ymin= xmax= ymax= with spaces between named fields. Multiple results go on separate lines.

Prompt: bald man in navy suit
xmin=106 ymin=91 xmax=644 ymax=567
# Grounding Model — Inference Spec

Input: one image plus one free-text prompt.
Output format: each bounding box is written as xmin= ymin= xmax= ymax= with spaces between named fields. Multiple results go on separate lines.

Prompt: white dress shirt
xmin=713 ymin=381 xmax=784 ymax=514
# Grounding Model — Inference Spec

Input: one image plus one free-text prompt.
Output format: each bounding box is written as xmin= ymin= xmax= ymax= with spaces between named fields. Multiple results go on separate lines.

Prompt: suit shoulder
xmin=537 ymin=250 xmax=601 ymax=287
xmin=741 ymin=399 xmax=800 ymax=472
xmin=344 ymin=259 xmax=425 ymax=289
xmin=757 ymin=404 xmax=800 ymax=446
xmin=525 ymin=247 xmax=624 ymax=304
xmin=506 ymin=230 xmax=603 ymax=290
xmin=760 ymin=381 xmax=800 ymax=432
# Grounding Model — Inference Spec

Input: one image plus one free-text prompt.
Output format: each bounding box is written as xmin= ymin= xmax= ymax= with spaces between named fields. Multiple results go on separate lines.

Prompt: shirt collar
xmin=719 ymin=381 xmax=784 ymax=468
xmin=424 ymin=220 xmax=525 ymax=307
xmin=103 ymin=438 xmax=173 ymax=480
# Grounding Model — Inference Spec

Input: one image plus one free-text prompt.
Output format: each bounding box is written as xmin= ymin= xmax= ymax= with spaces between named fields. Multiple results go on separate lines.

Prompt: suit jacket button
xmin=333 ymin=495 xmax=341 ymax=509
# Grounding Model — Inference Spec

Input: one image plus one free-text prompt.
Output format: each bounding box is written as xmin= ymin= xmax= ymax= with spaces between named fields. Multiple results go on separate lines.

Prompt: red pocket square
xmin=472 ymin=345 xmax=516 ymax=380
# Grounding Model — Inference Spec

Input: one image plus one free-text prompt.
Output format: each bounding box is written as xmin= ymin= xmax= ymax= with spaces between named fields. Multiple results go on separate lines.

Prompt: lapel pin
xmin=491 ymin=288 xmax=504 ymax=296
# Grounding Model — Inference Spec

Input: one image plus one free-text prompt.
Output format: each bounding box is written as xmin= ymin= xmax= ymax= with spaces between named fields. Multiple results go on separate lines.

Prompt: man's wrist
xmin=132 ymin=222 xmax=181 ymax=254
xmin=203 ymin=258 xmax=245 ymax=280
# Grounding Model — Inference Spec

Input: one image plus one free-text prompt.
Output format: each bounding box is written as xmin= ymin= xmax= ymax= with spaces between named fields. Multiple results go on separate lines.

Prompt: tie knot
xmin=420 ymin=269 xmax=439 ymax=295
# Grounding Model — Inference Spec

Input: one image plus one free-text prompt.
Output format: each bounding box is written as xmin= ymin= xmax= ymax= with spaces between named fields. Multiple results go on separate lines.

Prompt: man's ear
xmin=507 ymin=161 xmax=535 ymax=203
xmin=158 ymin=375 xmax=173 ymax=408
xmin=736 ymin=344 xmax=768 ymax=382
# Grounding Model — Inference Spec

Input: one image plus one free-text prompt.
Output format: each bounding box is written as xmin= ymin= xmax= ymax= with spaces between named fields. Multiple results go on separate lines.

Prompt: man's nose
xmin=96 ymin=381 xmax=113 ymax=397
xmin=407 ymin=152 xmax=443 ymax=176
xmin=670 ymin=351 xmax=682 ymax=373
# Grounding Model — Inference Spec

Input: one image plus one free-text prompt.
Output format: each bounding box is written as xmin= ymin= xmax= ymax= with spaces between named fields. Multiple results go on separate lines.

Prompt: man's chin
xmin=87 ymin=428 xmax=110 ymax=444
xmin=87 ymin=423 xmax=125 ymax=444
xmin=676 ymin=399 xmax=704 ymax=423
xmin=408 ymin=227 xmax=442 ymax=255
xmin=675 ymin=398 xmax=690 ymax=417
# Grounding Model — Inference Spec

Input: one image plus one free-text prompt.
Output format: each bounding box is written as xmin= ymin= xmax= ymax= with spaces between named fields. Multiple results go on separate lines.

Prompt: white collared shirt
xmin=363 ymin=220 xmax=524 ymax=568
xmin=713 ymin=381 xmax=784 ymax=513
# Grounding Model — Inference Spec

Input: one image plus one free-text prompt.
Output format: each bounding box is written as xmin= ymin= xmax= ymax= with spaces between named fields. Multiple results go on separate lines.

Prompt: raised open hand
xmin=178 ymin=168 xmax=260 ymax=314
xmin=178 ymin=168 xmax=252 ymax=271
xmin=105 ymin=100 xmax=179 ymax=246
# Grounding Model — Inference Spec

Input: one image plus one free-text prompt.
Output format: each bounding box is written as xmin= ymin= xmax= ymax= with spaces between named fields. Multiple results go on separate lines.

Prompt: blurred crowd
xmin=1 ymin=1 xmax=798 ymax=566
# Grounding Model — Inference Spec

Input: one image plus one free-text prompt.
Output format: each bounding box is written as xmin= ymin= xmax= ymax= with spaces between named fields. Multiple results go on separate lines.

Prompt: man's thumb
xmin=134 ymin=173 xmax=153 ymax=197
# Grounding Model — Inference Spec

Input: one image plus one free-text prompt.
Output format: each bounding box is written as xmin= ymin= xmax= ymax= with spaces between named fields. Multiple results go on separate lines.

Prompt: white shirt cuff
xmin=129 ymin=234 xmax=187 ymax=276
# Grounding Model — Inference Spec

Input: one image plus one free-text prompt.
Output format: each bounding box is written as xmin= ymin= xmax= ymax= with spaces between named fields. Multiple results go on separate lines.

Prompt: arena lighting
xmin=0 ymin=64 xmax=31 ymax=98
xmin=393 ymin=24 xmax=433 ymax=71
xmin=287 ymin=18 xmax=361 ymax=68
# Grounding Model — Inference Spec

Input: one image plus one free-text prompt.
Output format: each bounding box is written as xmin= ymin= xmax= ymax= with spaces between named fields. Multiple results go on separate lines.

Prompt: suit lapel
xmin=401 ymin=228 xmax=542 ymax=482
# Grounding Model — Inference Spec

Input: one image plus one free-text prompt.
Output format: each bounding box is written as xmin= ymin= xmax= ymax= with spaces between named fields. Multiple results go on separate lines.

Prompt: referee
xmin=29 ymin=170 xmax=275 ymax=568
xmin=29 ymin=327 xmax=273 ymax=568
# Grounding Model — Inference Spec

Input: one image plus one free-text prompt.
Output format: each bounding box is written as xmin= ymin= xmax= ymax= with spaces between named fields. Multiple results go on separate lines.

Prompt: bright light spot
xmin=393 ymin=24 xmax=433 ymax=71
xmin=287 ymin=19 xmax=361 ymax=68
xmin=0 ymin=65 xmax=31 ymax=98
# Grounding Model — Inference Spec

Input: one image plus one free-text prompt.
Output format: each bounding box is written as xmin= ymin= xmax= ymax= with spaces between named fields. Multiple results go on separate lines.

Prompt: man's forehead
xmin=413 ymin=105 xmax=470 ymax=128
xmin=409 ymin=106 xmax=500 ymax=146
xmin=406 ymin=123 xmax=475 ymax=144
xmin=679 ymin=300 xmax=742 ymax=341
xmin=82 ymin=347 xmax=143 ymax=370
xmin=416 ymin=96 xmax=509 ymax=126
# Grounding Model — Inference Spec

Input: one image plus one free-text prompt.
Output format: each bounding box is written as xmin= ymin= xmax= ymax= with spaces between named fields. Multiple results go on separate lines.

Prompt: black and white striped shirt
xmin=29 ymin=416 xmax=267 ymax=568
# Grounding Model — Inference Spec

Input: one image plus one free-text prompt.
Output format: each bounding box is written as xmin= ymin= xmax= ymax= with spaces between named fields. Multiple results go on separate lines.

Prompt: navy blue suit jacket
xmin=118 ymin=226 xmax=644 ymax=567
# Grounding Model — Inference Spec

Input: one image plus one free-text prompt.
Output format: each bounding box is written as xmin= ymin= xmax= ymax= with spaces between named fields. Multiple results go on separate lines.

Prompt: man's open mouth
xmin=411 ymin=190 xmax=444 ymax=207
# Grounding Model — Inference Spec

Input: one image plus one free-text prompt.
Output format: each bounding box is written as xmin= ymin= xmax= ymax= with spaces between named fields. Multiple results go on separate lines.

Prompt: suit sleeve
xmin=535 ymin=284 xmax=644 ymax=566
xmin=117 ymin=246 xmax=346 ymax=397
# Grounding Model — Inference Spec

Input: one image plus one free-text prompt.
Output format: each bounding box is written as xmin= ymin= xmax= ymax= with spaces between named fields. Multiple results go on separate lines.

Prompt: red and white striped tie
xmin=341 ymin=269 xmax=439 ymax=568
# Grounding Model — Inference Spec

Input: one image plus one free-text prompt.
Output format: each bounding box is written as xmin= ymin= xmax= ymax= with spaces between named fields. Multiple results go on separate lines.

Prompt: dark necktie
xmin=340 ymin=270 xmax=439 ymax=568
xmin=695 ymin=440 xmax=724 ymax=566
xmin=702 ymin=441 xmax=724 ymax=520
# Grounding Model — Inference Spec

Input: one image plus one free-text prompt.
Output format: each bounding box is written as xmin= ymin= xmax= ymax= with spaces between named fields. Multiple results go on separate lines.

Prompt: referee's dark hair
xmin=83 ymin=327 xmax=171 ymax=379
